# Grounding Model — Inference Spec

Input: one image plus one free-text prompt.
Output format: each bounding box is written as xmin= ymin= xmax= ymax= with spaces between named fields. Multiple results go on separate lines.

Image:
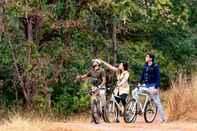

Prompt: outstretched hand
xmin=92 ymin=58 xmax=102 ymax=62
xmin=74 ymin=75 xmax=81 ymax=83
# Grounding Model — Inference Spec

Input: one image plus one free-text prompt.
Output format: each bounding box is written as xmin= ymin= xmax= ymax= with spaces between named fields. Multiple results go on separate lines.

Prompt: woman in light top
xmin=99 ymin=59 xmax=130 ymax=122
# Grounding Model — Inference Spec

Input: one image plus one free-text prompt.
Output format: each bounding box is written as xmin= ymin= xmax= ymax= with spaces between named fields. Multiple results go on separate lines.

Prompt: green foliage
xmin=34 ymin=95 xmax=49 ymax=114
xmin=0 ymin=83 xmax=15 ymax=109
xmin=0 ymin=0 xmax=196 ymax=117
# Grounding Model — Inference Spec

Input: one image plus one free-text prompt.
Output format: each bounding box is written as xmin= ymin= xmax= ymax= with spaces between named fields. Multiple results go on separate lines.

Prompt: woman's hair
xmin=122 ymin=62 xmax=128 ymax=71
xmin=116 ymin=62 xmax=128 ymax=75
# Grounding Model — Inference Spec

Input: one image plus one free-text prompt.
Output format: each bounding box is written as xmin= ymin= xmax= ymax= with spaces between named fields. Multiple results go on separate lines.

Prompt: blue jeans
xmin=132 ymin=84 xmax=165 ymax=121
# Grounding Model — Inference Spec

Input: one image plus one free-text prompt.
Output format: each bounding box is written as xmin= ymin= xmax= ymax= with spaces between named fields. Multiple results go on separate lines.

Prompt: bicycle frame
xmin=137 ymin=92 xmax=151 ymax=113
xmin=91 ymin=87 xmax=106 ymax=112
xmin=109 ymin=93 xmax=124 ymax=113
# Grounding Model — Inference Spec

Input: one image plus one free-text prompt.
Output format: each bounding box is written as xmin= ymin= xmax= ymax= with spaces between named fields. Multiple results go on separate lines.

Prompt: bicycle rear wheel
xmin=102 ymin=105 xmax=109 ymax=123
xmin=144 ymin=99 xmax=158 ymax=123
xmin=103 ymin=100 xmax=117 ymax=123
xmin=91 ymin=100 xmax=100 ymax=124
xmin=123 ymin=98 xmax=137 ymax=123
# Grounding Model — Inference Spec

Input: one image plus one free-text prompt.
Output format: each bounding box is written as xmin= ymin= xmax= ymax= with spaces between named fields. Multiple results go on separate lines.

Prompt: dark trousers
xmin=115 ymin=93 xmax=128 ymax=106
xmin=114 ymin=93 xmax=128 ymax=121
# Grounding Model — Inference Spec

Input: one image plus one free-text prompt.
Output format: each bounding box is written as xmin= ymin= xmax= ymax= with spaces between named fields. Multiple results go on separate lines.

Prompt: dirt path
xmin=1 ymin=114 xmax=197 ymax=131
xmin=48 ymin=117 xmax=197 ymax=131
xmin=62 ymin=122 xmax=197 ymax=131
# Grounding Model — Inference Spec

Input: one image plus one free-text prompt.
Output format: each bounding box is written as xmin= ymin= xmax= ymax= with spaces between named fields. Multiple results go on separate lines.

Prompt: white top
xmin=114 ymin=71 xmax=130 ymax=95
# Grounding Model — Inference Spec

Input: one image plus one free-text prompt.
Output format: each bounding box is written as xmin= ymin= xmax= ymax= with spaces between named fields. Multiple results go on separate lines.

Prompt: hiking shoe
xmin=114 ymin=119 xmax=120 ymax=123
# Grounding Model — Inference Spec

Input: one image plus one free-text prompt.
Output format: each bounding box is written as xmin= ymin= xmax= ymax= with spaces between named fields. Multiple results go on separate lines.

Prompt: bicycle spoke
xmin=104 ymin=101 xmax=117 ymax=122
xmin=123 ymin=99 xmax=137 ymax=123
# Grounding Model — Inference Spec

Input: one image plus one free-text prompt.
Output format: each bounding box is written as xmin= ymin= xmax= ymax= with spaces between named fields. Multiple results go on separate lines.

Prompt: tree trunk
xmin=0 ymin=0 xmax=5 ymax=33
xmin=105 ymin=21 xmax=111 ymax=63
xmin=105 ymin=42 xmax=111 ymax=63
xmin=27 ymin=18 xmax=33 ymax=41
xmin=26 ymin=16 xmax=33 ymax=104
xmin=144 ymin=0 xmax=149 ymax=13
xmin=44 ymin=82 xmax=51 ymax=109
xmin=8 ymin=40 xmax=31 ymax=104
xmin=93 ymin=44 xmax=98 ymax=58
xmin=64 ymin=31 xmax=71 ymax=47
xmin=112 ymin=24 xmax=117 ymax=65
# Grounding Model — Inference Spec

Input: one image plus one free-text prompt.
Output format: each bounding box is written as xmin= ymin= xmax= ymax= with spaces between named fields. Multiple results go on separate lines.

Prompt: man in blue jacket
xmin=132 ymin=53 xmax=165 ymax=122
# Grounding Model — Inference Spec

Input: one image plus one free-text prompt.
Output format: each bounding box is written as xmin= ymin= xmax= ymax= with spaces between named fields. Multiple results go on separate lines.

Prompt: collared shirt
xmin=87 ymin=68 xmax=106 ymax=86
xmin=140 ymin=63 xmax=160 ymax=88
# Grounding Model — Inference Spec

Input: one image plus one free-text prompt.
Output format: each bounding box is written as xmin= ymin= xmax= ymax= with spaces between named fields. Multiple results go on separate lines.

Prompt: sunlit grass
xmin=165 ymin=74 xmax=197 ymax=121
xmin=0 ymin=113 xmax=73 ymax=131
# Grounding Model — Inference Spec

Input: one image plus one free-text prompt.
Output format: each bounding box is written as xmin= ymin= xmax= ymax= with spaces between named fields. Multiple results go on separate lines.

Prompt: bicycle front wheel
xmin=123 ymin=98 xmax=137 ymax=123
xmin=91 ymin=99 xmax=100 ymax=124
xmin=103 ymin=101 xmax=117 ymax=123
xmin=144 ymin=99 xmax=158 ymax=123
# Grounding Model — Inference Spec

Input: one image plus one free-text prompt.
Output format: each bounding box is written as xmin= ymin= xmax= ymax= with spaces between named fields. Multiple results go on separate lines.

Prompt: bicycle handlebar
xmin=78 ymin=86 xmax=106 ymax=96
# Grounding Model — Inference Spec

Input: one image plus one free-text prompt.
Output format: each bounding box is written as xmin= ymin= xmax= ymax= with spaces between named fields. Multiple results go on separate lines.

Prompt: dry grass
xmin=0 ymin=114 xmax=73 ymax=131
xmin=65 ymin=112 xmax=90 ymax=123
xmin=165 ymin=74 xmax=197 ymax=121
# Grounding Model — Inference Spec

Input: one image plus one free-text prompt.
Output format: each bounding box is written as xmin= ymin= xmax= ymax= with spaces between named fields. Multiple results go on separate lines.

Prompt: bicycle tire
xmin=123 ymin=98 xmax=137 ymax=123
xmin=144 ymin=100 xmax=158 ymax=123
xmin=102 ymin=104 xmax=109 ymax=123
xmin=103 ymin=100 xmax=117 ymax=123
xmin=91 ymin=99 xmax=100 ymax=124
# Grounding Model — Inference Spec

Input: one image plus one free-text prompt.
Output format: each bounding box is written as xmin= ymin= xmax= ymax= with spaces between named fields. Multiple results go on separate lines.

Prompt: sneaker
xmin=90 ymin=118 xmax=97 ymax=123
xmin=114 ymin=119 xmax=120 ymax=123
xmin=160 ymin=119 xmax=166 ymax=123
xmin=137 ymin=110 xmax=142 ymax=115
xmin=90 ymin=119 xmax=94 ymax=123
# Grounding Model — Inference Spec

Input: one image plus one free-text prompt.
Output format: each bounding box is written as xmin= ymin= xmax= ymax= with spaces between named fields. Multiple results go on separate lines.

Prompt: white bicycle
xmin=104 ymin=89 xmax=128 ymax=122
xmin=124 ymin=85 xmax=158 ymax=123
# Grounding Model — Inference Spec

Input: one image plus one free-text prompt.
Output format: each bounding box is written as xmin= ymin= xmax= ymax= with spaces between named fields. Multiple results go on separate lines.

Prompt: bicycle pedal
xmin=137 ymin=111 xmax=143 ymax=115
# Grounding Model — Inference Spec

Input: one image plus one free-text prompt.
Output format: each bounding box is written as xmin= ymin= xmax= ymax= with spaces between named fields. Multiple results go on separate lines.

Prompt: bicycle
xmin=79 ymin=86 xmax=108 ymax=124
xmin=123 ymin=85 xmax=158 ymax=123
xmin=104 ymin=88 xmax=128 ymax=123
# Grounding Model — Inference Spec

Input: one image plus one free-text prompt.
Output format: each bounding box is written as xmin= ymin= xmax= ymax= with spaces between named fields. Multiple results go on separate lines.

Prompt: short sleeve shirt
xmin=87 ymin=68 xmax=106 ymax=86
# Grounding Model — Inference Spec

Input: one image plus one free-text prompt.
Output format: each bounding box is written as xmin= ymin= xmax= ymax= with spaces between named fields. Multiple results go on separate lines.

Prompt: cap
xmin=92 ymin=59 xmax=101 ymax=65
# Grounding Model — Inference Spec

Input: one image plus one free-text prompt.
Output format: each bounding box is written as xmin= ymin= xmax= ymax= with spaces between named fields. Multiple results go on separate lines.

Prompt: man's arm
xmin=99 ymin=69 xmax=106 ymax=88
xmin=99 ymin=59 xmax=118 ymax=72
xmin=77 ymin=71 xmax=91 ymax=81
xmin=80 ymin=74 xmax=89 ymax=80
xmin=155 ymin=64 xmax=160 ymax=89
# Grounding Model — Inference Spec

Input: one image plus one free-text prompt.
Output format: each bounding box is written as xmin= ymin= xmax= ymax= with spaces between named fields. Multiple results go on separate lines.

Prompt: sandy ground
xmin=57 ymin=115 xmax=197 ymax=131
xmin=60 ymin=122 xmax=197 ymax=131
xmin=47 ymin=121 xmax=197 ymax=131
xmin=1 ymin=114 xmax=197 ymax=131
